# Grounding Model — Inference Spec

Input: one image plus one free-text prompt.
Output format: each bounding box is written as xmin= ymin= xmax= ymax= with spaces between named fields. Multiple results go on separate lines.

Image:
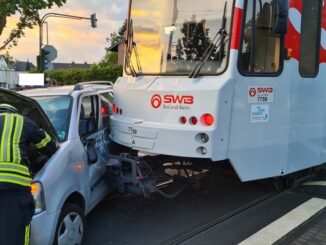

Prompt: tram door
xmin=229 ymin=0 xmax=290 ymax=181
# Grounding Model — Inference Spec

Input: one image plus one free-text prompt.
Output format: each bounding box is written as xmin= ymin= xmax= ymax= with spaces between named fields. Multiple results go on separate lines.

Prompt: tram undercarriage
xmin=105 ymin=150 xmax=226 ymax=198
xmin=105 ymin=146 xmax=322 ymax=198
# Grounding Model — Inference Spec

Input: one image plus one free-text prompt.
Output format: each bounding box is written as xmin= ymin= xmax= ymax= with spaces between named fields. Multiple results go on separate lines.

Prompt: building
xmin=0 ymin=56 xmax=19 ymax=89
xmin=14 ymin=61 xmax=36 ymax=72
xmin=106 ymin=40 xmax=125 ymax=65
xmin=0 ymin=55 xmax=9 ymax=70
xmin=52 ymin=62 xmax=92 ymax=70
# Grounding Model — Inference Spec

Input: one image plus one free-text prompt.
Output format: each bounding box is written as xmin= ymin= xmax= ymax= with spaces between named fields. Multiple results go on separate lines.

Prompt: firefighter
xmin=0 ymin=103 xmax=56 ymax=245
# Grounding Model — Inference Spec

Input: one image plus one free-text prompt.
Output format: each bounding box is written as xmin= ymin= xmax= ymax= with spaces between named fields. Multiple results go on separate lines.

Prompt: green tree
xmin=98 ymin=52 xmax=118 ymax=66
xmin=0 ymin=0 xmax=67 ymax=50
xmin=105 ymin=32 xmax=123 ymax=49
xmin=100 ymin=20 xmax=127 ymax=68
xmin=192 ymin=20 xmax=211 ymax=61
xmin=105 ymin=20 xmax=127 ymax=52
xmin=181 ymin=18 xmax=217 ymax=61
xmin=176 ymin=39 xmax=183 ymax=60
xmin=44 ymin=65 xmax=123 ymax=85
xmin=103 ymin=32 xmax=121 ymax=66
xmin=118 ymin=19 xmax=127 ymax=37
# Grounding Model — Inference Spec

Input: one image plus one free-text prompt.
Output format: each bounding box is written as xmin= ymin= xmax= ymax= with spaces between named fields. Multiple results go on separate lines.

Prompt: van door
xmin=98 ymin=92 xmax=113 ymax=157
xmin=79 ymin=95 xmax=108 ymax=207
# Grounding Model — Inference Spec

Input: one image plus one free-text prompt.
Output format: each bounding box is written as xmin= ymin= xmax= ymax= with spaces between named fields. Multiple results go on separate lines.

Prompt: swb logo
xmin=151 ymin=94 xmax=194 ymax=109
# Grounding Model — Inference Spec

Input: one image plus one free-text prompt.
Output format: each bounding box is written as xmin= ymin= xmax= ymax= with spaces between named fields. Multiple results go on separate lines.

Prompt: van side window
xmin=79 ymin=96 xmax=99 ymax=136
xmin=239 ymin=0 xmax=282 ymax=74
xmin=299 ymin=0 xmax=322 ymax=77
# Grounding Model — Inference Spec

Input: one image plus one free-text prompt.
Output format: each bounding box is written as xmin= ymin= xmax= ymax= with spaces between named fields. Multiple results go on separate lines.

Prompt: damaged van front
xmin=1 ymin=84 xmax=113 ymax=245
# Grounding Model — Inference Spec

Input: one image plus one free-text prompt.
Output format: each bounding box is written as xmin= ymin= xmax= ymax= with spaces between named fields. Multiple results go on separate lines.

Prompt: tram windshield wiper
xmin=189 ymin=1 xmax=228 ymax=78
xmin=125 ymin=19 xmax=142 ymax=77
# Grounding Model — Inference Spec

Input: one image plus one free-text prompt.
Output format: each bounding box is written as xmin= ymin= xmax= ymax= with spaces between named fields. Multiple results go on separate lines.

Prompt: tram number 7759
xmin=257 ymin=97 xmax=268 ymax=102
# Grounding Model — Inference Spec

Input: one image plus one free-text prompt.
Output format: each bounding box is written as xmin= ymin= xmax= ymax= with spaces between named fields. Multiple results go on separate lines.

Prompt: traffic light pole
xmin=38 ymin=13 xmax=97 ymax=71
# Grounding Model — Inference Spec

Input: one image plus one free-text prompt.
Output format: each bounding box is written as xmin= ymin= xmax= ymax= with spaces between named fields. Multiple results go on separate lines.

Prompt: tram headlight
xmin=200 ymin=133 xmax=209 ymax=143
xmin=201 ymin=147 xmax=207 ymax=155
xmin=197 ymin=146 xmax=207 ymax=155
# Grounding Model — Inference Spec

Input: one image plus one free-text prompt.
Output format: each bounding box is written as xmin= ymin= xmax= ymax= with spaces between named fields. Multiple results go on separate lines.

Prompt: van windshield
xmin=34 ymin=96 xmax=72 ymax=141
xmin=127 ymin=0 xmax=232 ymax=75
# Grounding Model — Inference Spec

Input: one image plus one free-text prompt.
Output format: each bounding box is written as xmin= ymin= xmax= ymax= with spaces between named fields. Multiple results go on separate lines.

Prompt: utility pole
xmin=38 ymin=13 xmax=97 ymax=72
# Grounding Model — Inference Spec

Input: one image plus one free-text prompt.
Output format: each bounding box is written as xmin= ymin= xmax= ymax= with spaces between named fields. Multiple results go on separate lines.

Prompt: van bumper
xmin=30 ymin=209 xmax=60 ymax=245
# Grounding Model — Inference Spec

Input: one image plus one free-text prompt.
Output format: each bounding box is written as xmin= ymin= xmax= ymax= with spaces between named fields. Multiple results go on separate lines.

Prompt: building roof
xmin=0 ymin=55 xmax=10 ymax=70
xmin=53 ymin=62 xmax=92 ymax=70
xmin=106 ymin=40 xmax=124 ymax=52
xmin=14 ymin=61 xmax=36 ymax=71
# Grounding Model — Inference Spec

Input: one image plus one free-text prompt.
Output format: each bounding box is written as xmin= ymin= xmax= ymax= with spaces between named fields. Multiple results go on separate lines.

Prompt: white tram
xmin=110 ymin=0 xmax=326 ymax=183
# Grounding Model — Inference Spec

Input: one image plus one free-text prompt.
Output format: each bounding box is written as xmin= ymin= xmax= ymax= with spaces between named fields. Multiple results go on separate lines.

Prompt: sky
xmin=0 ymin=0 xmax=129 ymax=65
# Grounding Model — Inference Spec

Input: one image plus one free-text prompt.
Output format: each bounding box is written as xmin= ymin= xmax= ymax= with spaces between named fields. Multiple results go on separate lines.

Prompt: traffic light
xmin=91 ymin=14 xmax=97 ymax=28
xmin=42 ymin=48 xmax=51 ymax=71
xmin=37 ymin=54 xmax=44 ymax=72
xmin=37 ymin=47 xmax=54 ymax=72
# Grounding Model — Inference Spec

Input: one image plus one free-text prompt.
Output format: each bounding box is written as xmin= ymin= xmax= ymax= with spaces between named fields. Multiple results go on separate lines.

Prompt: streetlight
xmin=38 ymin=13 xmax=98 ymax=72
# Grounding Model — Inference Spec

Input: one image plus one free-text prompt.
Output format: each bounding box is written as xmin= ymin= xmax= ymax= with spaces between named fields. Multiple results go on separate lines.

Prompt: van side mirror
xmin=273 ymin=0 xmax=289 ymax=34
xmin=87 ymin=139 xmax=98 ymax=164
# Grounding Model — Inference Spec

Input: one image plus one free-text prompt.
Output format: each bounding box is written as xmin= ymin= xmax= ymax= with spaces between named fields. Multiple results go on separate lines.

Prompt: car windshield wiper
xmin=125 ymin=19 xmax=142 ymax=77
xmin=189 ymin=1 xmax=228 ymax=78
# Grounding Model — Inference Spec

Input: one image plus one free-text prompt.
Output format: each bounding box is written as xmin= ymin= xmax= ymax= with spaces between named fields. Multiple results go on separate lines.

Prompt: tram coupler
xmin=105 ymin=153 xmax=157 ymax=198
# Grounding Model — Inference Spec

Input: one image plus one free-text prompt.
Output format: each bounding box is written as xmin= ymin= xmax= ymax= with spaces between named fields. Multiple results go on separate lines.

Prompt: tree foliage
xmin=118 ymin=19 xmax=127 ymax=37
xmin=180 ymin=18 xmax=216 ymax=61
xmin=105 ymin=19 xmax=127 ymax=52
xmin=99 ymin=52 xmax=118 ymax=67
xmin=105 ymin=32 xmax=123 ymax=50
xmin=175 ymin=16 xmax=227 ymax=63
xmin=43 ymin=18 xmax=126 ymax=86
xmin=0 ymin=0 xmax=67 ymax=50
xmin=44 ymin=64 xmax=123 ymax=86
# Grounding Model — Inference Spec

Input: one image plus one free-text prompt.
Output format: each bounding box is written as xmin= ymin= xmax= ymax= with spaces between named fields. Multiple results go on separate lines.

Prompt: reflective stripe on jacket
xmin=0 ymin=162 xmax=31 ymax=187
xmin=0 ymin=112 xmax=54 ymax=189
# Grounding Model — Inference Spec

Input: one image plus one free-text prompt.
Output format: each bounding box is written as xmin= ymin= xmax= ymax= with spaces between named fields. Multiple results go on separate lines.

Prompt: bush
xmin=44 ymin=64 xmax=123 ymax=85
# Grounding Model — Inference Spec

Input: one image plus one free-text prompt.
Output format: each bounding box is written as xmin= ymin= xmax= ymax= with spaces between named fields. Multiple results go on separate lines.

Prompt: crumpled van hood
xmin=0 ymin=88 xmax=59 ymax=143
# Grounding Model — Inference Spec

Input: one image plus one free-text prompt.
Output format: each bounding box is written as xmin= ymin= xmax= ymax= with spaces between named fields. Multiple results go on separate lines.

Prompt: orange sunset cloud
xmin=0 ymin=0 xmax=129 ymax=64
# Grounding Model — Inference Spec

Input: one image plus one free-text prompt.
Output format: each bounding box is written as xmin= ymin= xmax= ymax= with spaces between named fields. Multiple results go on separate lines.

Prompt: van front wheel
xmin=54 ymin=203 xmax=85 ymax=245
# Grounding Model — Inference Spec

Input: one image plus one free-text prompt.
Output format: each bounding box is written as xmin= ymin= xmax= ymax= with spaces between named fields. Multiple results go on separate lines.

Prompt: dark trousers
xmin=0 ymin=190 xmax=35 ymax=245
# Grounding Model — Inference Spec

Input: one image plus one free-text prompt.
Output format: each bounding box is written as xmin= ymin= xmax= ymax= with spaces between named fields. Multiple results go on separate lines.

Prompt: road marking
xmin=238 ymin=198 xmax=326 ymax=245
xmin=302 ymin=181 xmax=326 ymax=186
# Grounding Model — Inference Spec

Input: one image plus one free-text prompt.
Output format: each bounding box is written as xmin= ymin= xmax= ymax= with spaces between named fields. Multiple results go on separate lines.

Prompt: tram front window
xmin=127 ymin=0 xmax=233 ymax=76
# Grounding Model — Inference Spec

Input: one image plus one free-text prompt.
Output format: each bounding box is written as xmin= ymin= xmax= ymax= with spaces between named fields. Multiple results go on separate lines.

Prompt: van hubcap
xmin=58 ymin=212 xmax=83 ymax=245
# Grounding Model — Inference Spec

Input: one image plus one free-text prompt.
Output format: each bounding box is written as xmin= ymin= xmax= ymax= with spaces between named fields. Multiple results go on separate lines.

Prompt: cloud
xmin=0 ymin=0 xmax=129 ymax=64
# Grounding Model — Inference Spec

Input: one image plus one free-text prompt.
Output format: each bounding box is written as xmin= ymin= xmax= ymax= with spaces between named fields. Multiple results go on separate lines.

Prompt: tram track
xmin=85 ymin=168 xmax=326 ymax=245
xmin=163 ymin=190 xmax=280 ymax=245
xmin=164 ymin=169 xmax=326 ymax=244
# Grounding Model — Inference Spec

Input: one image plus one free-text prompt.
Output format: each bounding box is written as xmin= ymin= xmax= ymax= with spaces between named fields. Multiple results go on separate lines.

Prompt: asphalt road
xmin=84 ymin=171 xmax=275 ymax=245
xmin=84 ymin=169 xmax=326 ymax=245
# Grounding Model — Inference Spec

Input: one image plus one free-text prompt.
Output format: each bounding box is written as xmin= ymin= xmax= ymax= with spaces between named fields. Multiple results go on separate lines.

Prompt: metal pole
xmin=39 ymin=21 xmax=42 ymax=56
xmin=38 ymin=13 xmax=95 ymax=71
xmin=44 ymin=22 xmax=49 ymax=45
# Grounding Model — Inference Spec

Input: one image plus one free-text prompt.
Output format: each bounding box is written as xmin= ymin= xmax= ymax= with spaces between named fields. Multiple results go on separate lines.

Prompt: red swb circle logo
xmin=151 ymin=94 xmax=162 ymax=108
xmin=249 ymin=88 xmax=256 ymax=97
